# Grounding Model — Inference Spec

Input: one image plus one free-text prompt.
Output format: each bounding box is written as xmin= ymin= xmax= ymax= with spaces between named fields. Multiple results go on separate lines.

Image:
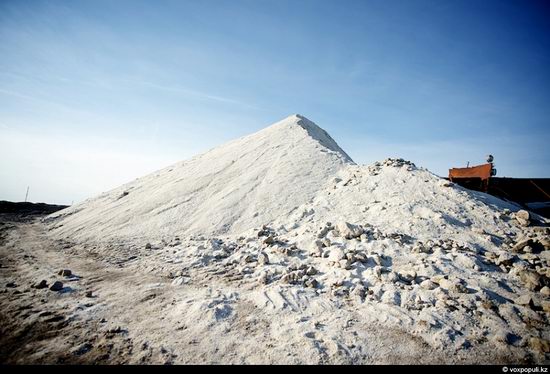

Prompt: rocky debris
xmin=108 ymin=326 xmax=124 ymax=334
xmin=212 ymin=249 xmax=228 ymax=260
xmin=351 ymin=285 xmax=366 ymax=300
xmin=58 ymin=269 xmax=72 ymax=277
xmin=171 ymin=277 xmax=189 ymax=286
xmin=537 ymin=238 xmax=550 ymax=251
xmin=304 ymin=278 xmax=318 ymax=288
xmin=370 ymin=254 xmax=383 ymax=267
xmin=413 ymin=238 xmax=473 ymax=255
xmin=145 ymin=243 xmax=152 ymax=250
xmin=258 ymin=252 xmax=269 ymax=265
xmin=258 ymin=272 xmax=269 ymax=285
xmin=278 ymin=263 xmax=320 ymax=288
xmin=328 ymin=247 xmax=346 ymax=264
xmin=515 ymin=210 xmax=531 ymax=227
xmin=281 ymin=271 xmax=304 ymax=285
xmin=492 ymin=331 xmax=521 ymax=347
xmin=352 ymin=252 xmax=368 ymax=263
xmin=419 ymin=280 xmax=438 ymax=290
xmin=257 ymin=225 xmax=273 ymax=237
xmin=72 ymin=342 xmax=93 ymax=356
xmin=278 ymin=243 xmax=297 ymax=256
xmin=529 ymin=337 xmax=550 ymax=354
xmin=86 ymin=290 xmax=94 ymax=298
xmin=168 ymin=237 xmax=181 ymax=247
xmin=472 ymin=227 xmax=487 ymax=235
xmin=383 ymin=158 xmax=416 ymax=168
xmin=263 ymin=235 xmax=275 ymax=246
xmin=334 ymin=221 xmax=364 ymax=239
xmin=386 ymin=232 xmax=412 ymax=245
xmin=367 ymin=158 xmax=417 ymax=175
xmin=515 ymin=295 xmax=537 ymax=310
xmin=5 ymin=282 xmax=17 ymax=288
xmin=309 ymin=240 xmax=323 ymax=257
xmin=496 ymin=253 xmax=515 ymax=267
xmin=434 ymin=277 xmax=468 ymax=294
xmin=397 ymin=270 xmax=417 ymax=284
xmin=171 ymin=269 xmax=185 ymax=278
xmin=540 ymin=286 xmax=550 ymax=297
xmin=305 ymin=266 xmax=318 ymax=276
xmin=34 ymin=280 xmax=48 ymax=289
xmin=518 ymin=270 xmax=543 ymax=291
xmin=511 ymin=239 xmax=531 ymax=253
xmin=509 ymin=237 xmax=550 ymax=254
xmin=412 ymin=242 xmax=432 ymax=254
xmin=49 ymin=281 xmax=63 ymax=291
xmin=317 ymin=222 xmax=333 ymax=238
xmin=454 ymin=253 xmax=483 ymax=271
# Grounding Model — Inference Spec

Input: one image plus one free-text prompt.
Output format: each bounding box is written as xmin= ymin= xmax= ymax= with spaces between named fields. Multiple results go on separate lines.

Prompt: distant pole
xmin=466 ymin=161 xmax=470 ymax=168
xmin=24 ymin=186 xmax=29 ymax=202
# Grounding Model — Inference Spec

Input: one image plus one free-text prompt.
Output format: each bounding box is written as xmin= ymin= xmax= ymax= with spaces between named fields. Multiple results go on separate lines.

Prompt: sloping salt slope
xmin=86 ymin=158 xmax=549 ymax=361
xmin=244 ymin=160 xmax=549 ymax=356
xmin=49 ymin=114 xmax=353 ymax=242
xmin=276 ymin=159 xmax=523 ymax=247
xmin=134 ymin=159 xmax=545 ymax=359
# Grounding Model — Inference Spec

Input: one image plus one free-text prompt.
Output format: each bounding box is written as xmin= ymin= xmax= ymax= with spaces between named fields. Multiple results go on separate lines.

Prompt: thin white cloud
xmin=0 ymin=87 xmax=78 ymax=115
xmin=126 ymin=79 xmax=259 ymax=109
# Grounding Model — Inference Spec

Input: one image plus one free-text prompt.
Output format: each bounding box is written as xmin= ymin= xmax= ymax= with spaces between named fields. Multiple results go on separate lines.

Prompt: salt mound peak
xmin=253 ymin=113 xmax=353 ymax=163
xmin=49 ymin=115 xmax=353 ymax=242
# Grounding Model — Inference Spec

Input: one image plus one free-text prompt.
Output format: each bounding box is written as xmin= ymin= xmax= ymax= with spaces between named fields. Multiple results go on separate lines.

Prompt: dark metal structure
xmin=448 ymin=156 xmax=550 ymax=218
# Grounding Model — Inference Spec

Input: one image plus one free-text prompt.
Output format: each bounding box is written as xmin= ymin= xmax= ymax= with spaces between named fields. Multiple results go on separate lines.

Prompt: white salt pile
xmin=46 ymin=114 xmax=550 ymax=363
xmin=49 ymin=114 xmax=352 ymax=242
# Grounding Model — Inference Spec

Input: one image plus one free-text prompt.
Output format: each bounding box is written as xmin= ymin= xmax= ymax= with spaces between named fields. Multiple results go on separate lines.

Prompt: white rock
xmin=258 ymin=252 xmax=269 ymax=265
xmin=309 ymin=240 xmax=323 ymax=257
xmin=381 ymin=288 xmax=401 ymax=305
xmin=328 ymin=247 xmax=345 ymax=263
xmin=258 ymin=272 xmax=269 ymax=285
xmin=516 ymin=210 xmax=531 ymax=223
xmin=420 ymin=280 xmax=438 ymax=290
xmin=455 ymin=253 xmax=480 ymax=270
xmin=371 ymin=254 xmax=383 ymax=266
xmin=496 ymin=253 xmax=514 ymax=266
xmin=335 ymin=221 xmax=364 ymax=239
xmin=171 ymin=277 xmax=189 ymax=286
xmin=439 ymin=278 xmax=468 ymax=293
xmin=305 ymin=266 xmax=317 ymax=276
xmin=398 ymin=270 xmax=417 ymax=284
xmin=515 ymin=294 xmax=533 ymax=306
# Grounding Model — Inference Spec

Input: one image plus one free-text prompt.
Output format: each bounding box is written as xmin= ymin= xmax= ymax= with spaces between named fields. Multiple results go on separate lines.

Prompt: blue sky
xmin=1 ymin=0 xmax=549 ymax=204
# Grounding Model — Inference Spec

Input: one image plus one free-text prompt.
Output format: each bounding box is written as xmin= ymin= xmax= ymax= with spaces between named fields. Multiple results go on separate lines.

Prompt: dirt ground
xmin=0 ymin=213 xmax=533 ymax=365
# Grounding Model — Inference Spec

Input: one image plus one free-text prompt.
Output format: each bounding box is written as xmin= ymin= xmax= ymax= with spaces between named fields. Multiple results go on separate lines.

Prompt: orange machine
xmin=449 ymin=157 xmax=496 ymax=192
xmin=448 ymin=155 xmax=550 ymax=218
